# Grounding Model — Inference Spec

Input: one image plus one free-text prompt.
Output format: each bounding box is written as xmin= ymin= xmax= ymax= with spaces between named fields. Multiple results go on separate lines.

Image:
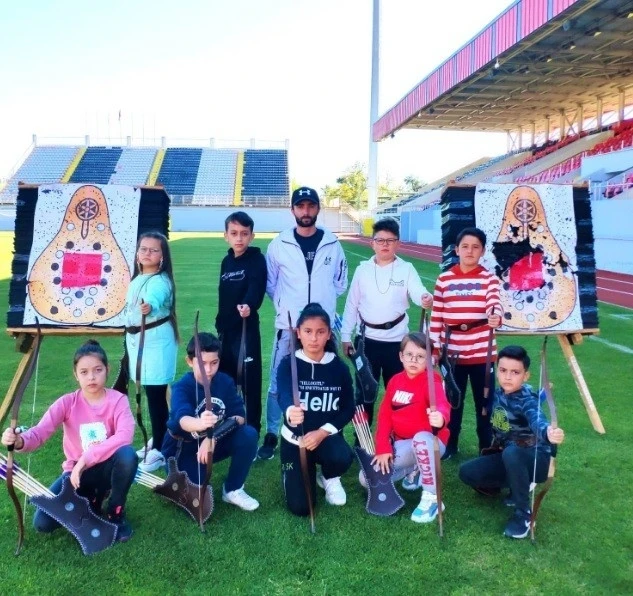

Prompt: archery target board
xmin=440 ymin=183 xmax=598 ymax=333
xmin=7 ymin=183 xmax=171 ymax=329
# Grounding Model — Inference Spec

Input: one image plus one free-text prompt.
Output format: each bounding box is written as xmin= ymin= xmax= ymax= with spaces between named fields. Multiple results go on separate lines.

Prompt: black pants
xmin=34 ymin=446 xmax=138 ymax=532
xmin=280 ymin=433 xmax=353 ymax=517
xmin=354 ymin=336 xmax=403 ymax=425
xmin=144 ymin=384 xmax=169 ymax=450
xmin=219 ymin=325 xmax=263 ymax=435
xmin=447 ymin=362 xmax=494 ymax=452
xmin=458 ymin=445 xmax=550 ymax=513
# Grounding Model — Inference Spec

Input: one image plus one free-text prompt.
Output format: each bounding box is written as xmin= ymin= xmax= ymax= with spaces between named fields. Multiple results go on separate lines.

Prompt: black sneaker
xmin=257 ymin=432 xmax=278 ymax=460
xmin=503 ymin=492 xmax=516 ymax=507
xmin=107 ymin=506 xmax=133 ymax=543
xmin=441 ymin=447 xmax=458 ymax=461
xmin=473 ymin=486 xmax=501 ymax=497
xmin=114 ymin=517 xmax=133 ymax=543
xmin=504 ymin=509 xmax=531 ymax=539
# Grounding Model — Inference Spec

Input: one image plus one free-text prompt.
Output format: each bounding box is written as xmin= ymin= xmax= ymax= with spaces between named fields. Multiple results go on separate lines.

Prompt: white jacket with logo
xmin=266 ymin=227 xmax=348 ymax=329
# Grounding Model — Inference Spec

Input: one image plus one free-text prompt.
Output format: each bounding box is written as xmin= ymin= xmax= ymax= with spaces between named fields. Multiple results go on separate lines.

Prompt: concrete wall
xmin=582 ymin=148 xmax=633 ymax=180
xmin=400 ymin=207 xmax=441 ymax=246
xmin=1 ymin=202 xmax=630 ymax=274
xmin=169 ymin=206 xmax=350 ymax=233
xmin=591 ymin=199 xmax=633 ymax=274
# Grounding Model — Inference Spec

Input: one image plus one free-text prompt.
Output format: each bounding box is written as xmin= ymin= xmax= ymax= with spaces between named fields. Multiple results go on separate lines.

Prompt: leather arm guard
xmin=212 ymin=417 xmax=239 ymax=442
xmin=349 ymin=351 xmax=379 ymax=404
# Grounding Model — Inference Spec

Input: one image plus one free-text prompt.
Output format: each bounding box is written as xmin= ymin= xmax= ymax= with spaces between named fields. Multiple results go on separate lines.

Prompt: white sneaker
xmin=317 ymin=473 xmax=346 ymax=506
xmin=358 ymin=470 xmax=368 ymax=489
xmin=222 ymin=486 xmax=260 ymax=511
xmin=136 ymin=438 xmax=153 ymax=459
xmin=411 ymin=491 xmax=444 ymax=524
xmin=137 ymin=448 xmax=165 ymax=473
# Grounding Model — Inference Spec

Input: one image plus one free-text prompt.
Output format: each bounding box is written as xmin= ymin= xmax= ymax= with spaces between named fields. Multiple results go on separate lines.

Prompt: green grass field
xmin=0 ymin=231 xmax=631 ymax=595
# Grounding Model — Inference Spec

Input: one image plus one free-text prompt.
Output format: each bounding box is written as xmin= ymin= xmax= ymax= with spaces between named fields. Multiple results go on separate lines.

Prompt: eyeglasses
xmin=372 ymin=238 xmax=398 ymax=245
xmin=138 ymin=247 xmax=161 ymax=254
xmin=402 ymin=352 xmax=426 ymax=363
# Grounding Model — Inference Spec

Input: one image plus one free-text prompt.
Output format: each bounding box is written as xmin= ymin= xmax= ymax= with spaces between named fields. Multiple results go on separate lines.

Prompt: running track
xmin=340 ymin=235 xmax=633 ymax=310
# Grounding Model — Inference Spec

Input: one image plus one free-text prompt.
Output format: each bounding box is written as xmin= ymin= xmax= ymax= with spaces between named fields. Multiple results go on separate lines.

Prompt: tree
xmin=322 ymin=163 xmax=406 ymax=209
xmin=403 ymin=175 xmax=425 ymax=194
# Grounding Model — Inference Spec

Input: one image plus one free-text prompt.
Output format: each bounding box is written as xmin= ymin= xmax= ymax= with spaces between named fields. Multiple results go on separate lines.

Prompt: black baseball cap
xmin=291 ymin=186 xmax=320 ymax=206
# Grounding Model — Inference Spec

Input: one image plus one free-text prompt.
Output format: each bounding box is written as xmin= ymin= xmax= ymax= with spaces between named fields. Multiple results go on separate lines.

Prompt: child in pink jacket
xmin=1 ymin=340 xmax=138 ymax=542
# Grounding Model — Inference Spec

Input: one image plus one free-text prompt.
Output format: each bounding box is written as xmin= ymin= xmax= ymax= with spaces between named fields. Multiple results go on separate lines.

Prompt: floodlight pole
xmin=367 ymin=0 xmax=380 ymax=213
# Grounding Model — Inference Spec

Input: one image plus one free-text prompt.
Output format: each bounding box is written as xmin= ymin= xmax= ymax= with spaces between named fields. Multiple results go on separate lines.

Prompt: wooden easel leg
xmin=0 ymin=341 xmax=37 ymax=427
xmin=557 ymin=334 xmax=606 ymax=434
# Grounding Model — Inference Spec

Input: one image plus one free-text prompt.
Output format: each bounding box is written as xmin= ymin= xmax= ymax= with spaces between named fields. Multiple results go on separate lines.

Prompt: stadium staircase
xmin=146 ymin=148 xmax=165 ymax=185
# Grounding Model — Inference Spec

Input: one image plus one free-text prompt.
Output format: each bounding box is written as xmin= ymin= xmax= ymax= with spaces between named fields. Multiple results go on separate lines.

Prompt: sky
xmin=0 ymin=0 xmax=513 ymax=191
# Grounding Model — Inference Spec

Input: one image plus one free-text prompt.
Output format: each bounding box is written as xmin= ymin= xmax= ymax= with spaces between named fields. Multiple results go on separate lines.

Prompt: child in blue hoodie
xmin=162 ymin=332 xmax=259 ymax=511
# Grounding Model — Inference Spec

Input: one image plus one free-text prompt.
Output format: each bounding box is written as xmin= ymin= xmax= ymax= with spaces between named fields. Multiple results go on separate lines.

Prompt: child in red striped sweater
xmin=429 ymin=227 xmax=502 ymax=459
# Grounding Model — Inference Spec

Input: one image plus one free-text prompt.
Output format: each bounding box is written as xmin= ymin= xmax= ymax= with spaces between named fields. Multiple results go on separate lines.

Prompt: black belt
xmin=126 ymin=316 xmax=170 ymax=335
xmin=363 ymin=313 xmax=405 ymax=330
xmin=447 ymin=318 xmax=488 ymax=332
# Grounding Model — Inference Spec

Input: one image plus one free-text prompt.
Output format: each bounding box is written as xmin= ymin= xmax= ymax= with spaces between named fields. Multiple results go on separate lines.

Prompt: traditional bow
xmin=530 ymin=336 xmax=558 ymax=542
xmin=288 ymin=312 xmax=316 ymax=534
xmin=134 ymin=302 xmax=150 ymax=461
xmin=423 ymin=310 xmax=444 ymax=537
xmin=5 ymin=319 xmax=42 ymax=555
xmin=481 ymin=309 xmax=496 ymax=417
xmin=236 ymin=317 xmax=247 ymax=419
xmin=193 ymin=311 xmax=214 ymax=532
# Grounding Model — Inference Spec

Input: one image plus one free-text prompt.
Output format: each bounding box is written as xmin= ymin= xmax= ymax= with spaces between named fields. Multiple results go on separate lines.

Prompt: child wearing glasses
xmin=124 ymin=232 xmax=179 ymax=472
xmin=369 ymin=332 xmax=450 ymax=523
xmin=341 ymin=218 xmax=432 ymax=424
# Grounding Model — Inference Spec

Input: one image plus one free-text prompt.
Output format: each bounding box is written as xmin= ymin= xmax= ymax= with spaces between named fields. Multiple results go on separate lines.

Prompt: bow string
xmin=6 ymin=319 xmax=42 ymax=555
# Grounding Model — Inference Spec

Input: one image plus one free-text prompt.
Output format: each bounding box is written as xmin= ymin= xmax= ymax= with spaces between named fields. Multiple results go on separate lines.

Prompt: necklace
xmin=374 ymin=258 xmax=395 ymax=294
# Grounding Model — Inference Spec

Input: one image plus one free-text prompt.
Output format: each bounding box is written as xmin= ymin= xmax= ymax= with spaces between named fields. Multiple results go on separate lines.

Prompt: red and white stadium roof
xmin=373 ymin=0 xmax=633 ymax=140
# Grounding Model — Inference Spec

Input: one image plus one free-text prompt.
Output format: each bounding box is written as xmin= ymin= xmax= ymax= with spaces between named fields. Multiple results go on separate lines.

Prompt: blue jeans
xmin=458 ymin=444 xmax=550 ymax=513
xmin=173 ymin=424 xmax=258 ymax=492
xmin=265 ymin=329 xmax=291 ymax=435
xmin=34 ymin=445 xmax=138 ymax=532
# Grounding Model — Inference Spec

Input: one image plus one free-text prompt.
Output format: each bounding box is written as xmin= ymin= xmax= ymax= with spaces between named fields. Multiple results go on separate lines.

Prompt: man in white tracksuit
xmin=257 ymin=186 xmax=348 ymax=461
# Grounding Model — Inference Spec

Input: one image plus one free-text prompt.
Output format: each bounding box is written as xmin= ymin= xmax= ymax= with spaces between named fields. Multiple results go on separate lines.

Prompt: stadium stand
xmin=0 ymin=145 xmax=79 ymax=203
xmin=156 ymin=148 xmax=203 ymax=195
xmin=242 ymin=149 xmax=289 ymax=205
xmin=517 ymin=120 xmax=633 ymax=184
xmin=69 ymin=146 xmax=123 ymax=184
xmin=1 ymin=143 xmax=290 ymax=207
xmin=109 ymin=147 xmax=157 ymax=185
xmin=192 ymin=149 xmax=238 ymax=204
xmin=378 ymin=149 xmax=530 ymax=215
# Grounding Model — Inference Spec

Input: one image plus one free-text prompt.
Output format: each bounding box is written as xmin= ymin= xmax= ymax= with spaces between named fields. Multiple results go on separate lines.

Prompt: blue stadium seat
xmin=70 ymin=147 xmax=123 ymax=184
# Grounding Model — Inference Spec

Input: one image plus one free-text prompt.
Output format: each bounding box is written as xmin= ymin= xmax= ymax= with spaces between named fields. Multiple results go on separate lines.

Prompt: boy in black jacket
xmin=216 ymin=211 xmax=267 ymax=435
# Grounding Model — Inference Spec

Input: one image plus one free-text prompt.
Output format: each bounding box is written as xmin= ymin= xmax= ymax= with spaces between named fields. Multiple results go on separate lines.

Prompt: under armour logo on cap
xmin=291 ymin=186 xmax=320 ymax=206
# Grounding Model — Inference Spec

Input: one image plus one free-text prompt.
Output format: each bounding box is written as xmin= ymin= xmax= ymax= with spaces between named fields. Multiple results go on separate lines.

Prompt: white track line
xmin=588 ymin=335 xmax=633 ymax=354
